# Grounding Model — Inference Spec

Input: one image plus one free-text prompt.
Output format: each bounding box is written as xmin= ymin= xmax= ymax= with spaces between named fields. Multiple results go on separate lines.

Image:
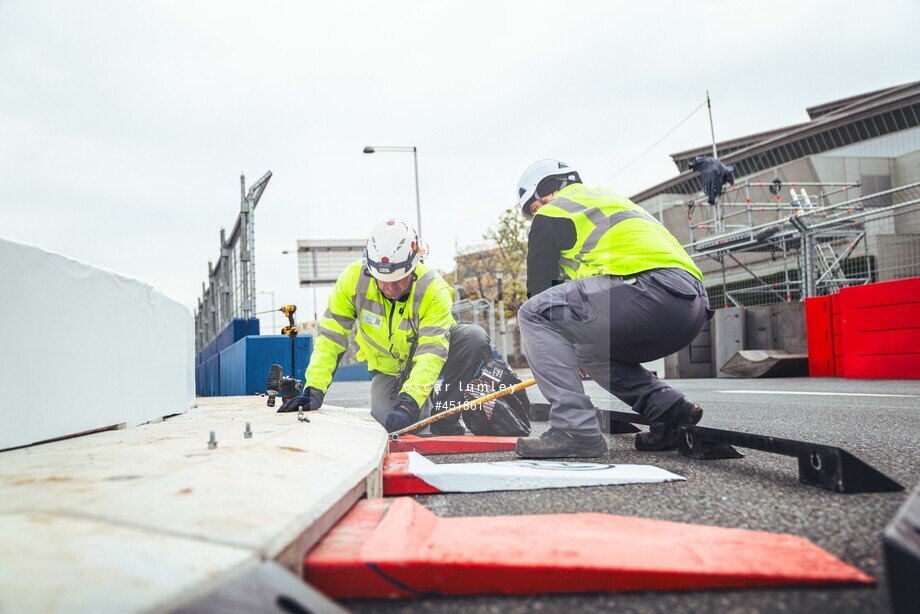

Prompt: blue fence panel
xmin=195 ymin=318 xmax=262 ymax=394
xmin=196 ymin=318 xmax=260 ymax=367
xmin=218 ymin=335 xmax=313 ymax=396
xmin=195 ymin=363 xmax=204 ymax=396
xmin=219 ymin=318 xmax=260 ymax=352
xmin=199 ymin=354 xmax=221 ymax=396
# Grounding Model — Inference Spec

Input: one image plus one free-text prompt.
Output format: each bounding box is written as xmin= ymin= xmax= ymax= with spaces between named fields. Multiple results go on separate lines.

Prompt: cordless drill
xmin=265 ymin=304 xmax=304 ymax=406
xmin=265 ymin=364 xmax=303 ymax=406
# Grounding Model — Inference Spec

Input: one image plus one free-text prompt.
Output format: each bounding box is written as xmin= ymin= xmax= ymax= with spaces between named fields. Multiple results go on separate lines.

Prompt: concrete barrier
xmin=0 ymin=238 xmax=194 ymax=450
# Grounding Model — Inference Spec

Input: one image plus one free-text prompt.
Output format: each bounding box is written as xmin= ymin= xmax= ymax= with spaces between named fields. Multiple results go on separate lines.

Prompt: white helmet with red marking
xmin=364 ymin=219 xmax=425 ymax=282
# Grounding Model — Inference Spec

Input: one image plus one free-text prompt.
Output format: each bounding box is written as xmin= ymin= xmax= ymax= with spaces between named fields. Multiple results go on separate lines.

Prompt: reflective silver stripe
xmin=323 ymin=308 xmax=354 ymax=329
xmin=318 ymin=326 xmax=348 ymax=348
xmin=550 ymin=197 xmax=587 ymax=214
xmin=560 ymin=257 xmax=581 ymax=273
xmin=352 ymin=271 xmax=372 ymax=313
xmin=550 ymin=198 xmax=658 ymax=265
xmin=356 ymin=298 xmax=385 ymax=316
xmin=351 ymin=271 xmax=399 ymax=357
xmin=580 ymin=209 xmax=650 ymax=256
xmin=412 ymin=269 xmax=439 ymax=316
xmin=357 ymin=326 xmax=392 ymax=356
xmin=415 ymin=343 xmax=449 ymax=360
xmin=398 ymin=319 xmax=413 ymax=331
xmin=418 ymin=325 xmax=449 ymax=338
xmin=355 ymin=269 xmax=371 ymax=297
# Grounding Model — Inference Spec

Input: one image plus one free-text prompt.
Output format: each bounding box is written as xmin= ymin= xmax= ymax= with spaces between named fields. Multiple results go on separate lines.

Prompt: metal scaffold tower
xmin=194 ymin=171 xmax=272 ymax=352
xmin=682 ymin=179 xmax=920 ymax=307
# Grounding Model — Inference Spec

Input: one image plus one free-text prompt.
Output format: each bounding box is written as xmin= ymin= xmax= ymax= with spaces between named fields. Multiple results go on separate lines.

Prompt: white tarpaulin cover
xmin=406 ymin=451 xmax=685 ymax=492
xmin=0 ymin=238 xmax=195 ymax=450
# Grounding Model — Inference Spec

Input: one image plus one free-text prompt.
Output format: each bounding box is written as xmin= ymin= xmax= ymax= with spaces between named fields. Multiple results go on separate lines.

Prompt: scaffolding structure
xmin=686 ymin=179 xmax=860 ymax=240
xmin=194 ymin=171 xmax=272 ymax=352
xmin=683 ymin=180 xmax=920 ymax=307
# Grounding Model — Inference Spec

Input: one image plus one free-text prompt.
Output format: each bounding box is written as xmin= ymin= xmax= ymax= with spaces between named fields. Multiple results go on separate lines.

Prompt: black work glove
xmin=384 ymin=393 xmax=420 ymax=433
xmin=278 ymin=386 xmax=324 ymax=413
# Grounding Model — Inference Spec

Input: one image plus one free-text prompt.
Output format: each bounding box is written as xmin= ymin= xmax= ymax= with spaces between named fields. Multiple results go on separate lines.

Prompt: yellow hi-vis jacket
xmin=305 ymin=260 xmax=455 ymax=408
xmin=535 ymin=184 xmax=703 ymax=281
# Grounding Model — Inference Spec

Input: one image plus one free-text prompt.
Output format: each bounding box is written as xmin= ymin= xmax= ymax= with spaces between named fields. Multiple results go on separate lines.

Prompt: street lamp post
xmin=363 ymin=145 xmax=422 ymax=237
xmin=496 ymin=271 xmax=508 ymax=363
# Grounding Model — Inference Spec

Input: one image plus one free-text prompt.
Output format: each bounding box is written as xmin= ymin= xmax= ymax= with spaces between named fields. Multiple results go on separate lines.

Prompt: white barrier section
xmin=0 ymin=238 xmax=195 ymax=450
xmin=406 ymin=451 xmax=685 ymax=492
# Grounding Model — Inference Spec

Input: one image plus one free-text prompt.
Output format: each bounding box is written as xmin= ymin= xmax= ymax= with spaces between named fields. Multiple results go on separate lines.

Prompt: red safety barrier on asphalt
xmin=839 ymin=278 xmax=920 ymax=378
xmin=383 ymin=452 xmax=442 ymax=495
xmin=805 ymin=295 xmax=836 ymax=376
xmin=304 ymin=498 xmax=874 ymax=599
xmin=805 ymin=277 xmax=920 ymax=378
xmin=388 ymin=434 xmax=518 ymax=454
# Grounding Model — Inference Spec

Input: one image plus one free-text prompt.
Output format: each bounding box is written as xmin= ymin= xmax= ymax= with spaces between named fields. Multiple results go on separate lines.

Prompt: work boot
xmin=635 ymin=399 xmax=703 ymax=451
xmin=430 ymin=418 xmax=465 ymax=436
xmin=516 ymin=428 xmax=608 ymax=459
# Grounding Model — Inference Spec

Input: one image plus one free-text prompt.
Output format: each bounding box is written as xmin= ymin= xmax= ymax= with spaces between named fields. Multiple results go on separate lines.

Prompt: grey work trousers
xmin=369 ymin=323 xmax=491 ymax=428
xmin=518 ymin=268 xmax=710 ymax=436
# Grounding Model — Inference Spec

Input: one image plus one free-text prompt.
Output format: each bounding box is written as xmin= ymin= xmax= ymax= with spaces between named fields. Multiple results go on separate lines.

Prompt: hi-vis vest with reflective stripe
xmin=305 ymin=260 xmax=455 ymax=408
xmin=535 ymin=184 xmax=703 ymax=281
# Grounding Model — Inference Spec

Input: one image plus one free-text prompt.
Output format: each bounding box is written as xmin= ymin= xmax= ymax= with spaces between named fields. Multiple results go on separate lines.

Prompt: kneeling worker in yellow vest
xmin=513 ymin=160 xmax=711 ymax=458
xmin=279 ymin=219 xmax=492 ymax=435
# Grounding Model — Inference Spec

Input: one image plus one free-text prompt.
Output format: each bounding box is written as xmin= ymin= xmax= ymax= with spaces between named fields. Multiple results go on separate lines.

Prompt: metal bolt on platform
xmin=244 ymin=422 xmax=252 ymax=439
xmin=208 ymin=431 xmax=218 ymax=449
xmin=297 ymin=411 xmax=310 ymax=423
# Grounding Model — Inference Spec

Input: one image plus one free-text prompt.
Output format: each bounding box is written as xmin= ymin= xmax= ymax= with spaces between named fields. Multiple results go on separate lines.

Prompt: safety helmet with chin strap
xmin=364 ymin=219 xmax=426 ymax=282
xmin=516 ymin=159 xmax=581 ymax=218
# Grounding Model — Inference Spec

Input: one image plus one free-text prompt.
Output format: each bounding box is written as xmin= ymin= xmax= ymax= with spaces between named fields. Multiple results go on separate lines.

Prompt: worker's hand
xmin=278 ymin=387 xmax=324 ymax=413
xmin=384 ymin=393 xmax=419 ymax=433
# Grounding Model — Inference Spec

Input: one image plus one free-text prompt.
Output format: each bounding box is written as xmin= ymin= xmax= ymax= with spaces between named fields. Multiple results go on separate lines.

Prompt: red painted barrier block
xmin=304 ymin=498 xmax=874 ymax=599
xmin=840 ymin=278 xmax=920 ymax=379
xmin=831 ymin=293 xmax=845 ymax=377
xmin=388 ymin=434 xmax=518 ymax=455
xmin=805 ymin=295 xmax=835 ymax=376
xmin=382 ymin=453 xmax=442 ymax=496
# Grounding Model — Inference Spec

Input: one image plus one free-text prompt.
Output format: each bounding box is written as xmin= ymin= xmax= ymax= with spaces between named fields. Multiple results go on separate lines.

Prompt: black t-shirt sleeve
xmin=526 ymin=215 xmax=577 ymax=298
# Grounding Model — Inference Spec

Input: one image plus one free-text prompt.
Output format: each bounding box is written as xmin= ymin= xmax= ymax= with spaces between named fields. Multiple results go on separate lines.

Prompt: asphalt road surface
xmin=324 ymin=376 xmax=920 ymax=613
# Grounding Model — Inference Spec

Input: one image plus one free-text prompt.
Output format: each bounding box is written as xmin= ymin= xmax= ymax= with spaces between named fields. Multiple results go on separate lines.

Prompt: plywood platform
xmin=0 ymin=397 xmax=386 ymax=613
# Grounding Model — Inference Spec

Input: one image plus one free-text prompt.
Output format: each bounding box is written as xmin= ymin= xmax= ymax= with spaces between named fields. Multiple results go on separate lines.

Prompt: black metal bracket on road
xmin=601 ymin=410 xmax=902 ymax=494
xmin=598 ymin=410 xmax=641 ymax=434
xmin=174 ymin=561 xmax=346 ymax=614
xmin=678 ymin=425 xmax=904 ymax=494
xmin=884 ymin=482 xmax=920 ymax=614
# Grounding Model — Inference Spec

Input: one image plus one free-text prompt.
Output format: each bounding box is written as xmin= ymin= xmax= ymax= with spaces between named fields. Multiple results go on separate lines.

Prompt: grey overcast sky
xmin=2 ymin=1 xmax=918 ymax=329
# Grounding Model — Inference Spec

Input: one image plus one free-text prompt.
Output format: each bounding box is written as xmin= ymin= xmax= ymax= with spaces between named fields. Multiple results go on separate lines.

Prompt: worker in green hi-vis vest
xmin=279 ymin=219 xmax=491 ymax=436
xmin=513 ymin=159 xmax=712 ymax=459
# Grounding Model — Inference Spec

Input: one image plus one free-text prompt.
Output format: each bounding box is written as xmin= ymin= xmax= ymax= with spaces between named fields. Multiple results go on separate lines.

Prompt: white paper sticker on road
xmin=405 ymin=451 xmax=684 ymax=493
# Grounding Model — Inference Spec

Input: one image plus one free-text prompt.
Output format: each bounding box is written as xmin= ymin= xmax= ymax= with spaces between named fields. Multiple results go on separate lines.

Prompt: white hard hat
xmin=364 ymin=219 xmax=424 ymax=282
xmin=516 ymin=159 xmax=580 ymax=218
